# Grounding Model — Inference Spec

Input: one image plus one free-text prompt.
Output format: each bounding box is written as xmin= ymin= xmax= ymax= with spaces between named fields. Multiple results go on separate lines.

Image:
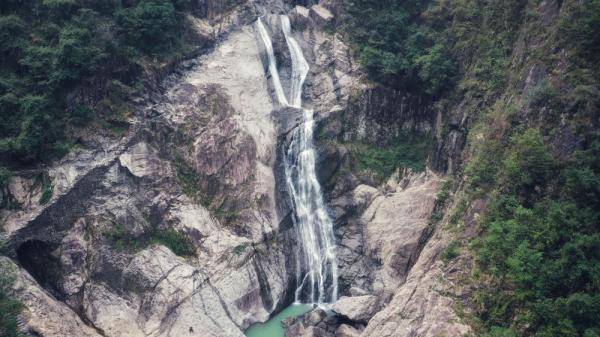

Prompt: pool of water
xmin=245 ymin=303 xmax=312 ymax=337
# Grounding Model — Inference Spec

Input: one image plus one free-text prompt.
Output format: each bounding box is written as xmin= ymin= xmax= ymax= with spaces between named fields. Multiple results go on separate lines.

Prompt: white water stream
xmin=256 ymin=15 xmax=338 ymax=304
xmin=256 ymin=17 xmax=289 ymax=106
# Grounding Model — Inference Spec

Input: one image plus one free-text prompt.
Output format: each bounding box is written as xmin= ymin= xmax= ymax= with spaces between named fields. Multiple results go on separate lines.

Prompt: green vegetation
xmin=38 ymin=183 xmax=53 ymax=205
xmin=441 ymin=240 xmax=461 ymax=264
xmin=0 ymin=0 xmax=195 ymax=167
xmin=233 ymin=244 xmax=247 ymax=256
xmin=344 ymin=0 xmax=457 ymax=97
xmin=150 ymin=228 xmax=196 ymax=257
xmin=347 ymin=134 xmax=431 ymax=181
xmin=0 ymin=167 xmax=10 ymax=189
xmin=559 ymin=0 xmax=600 ymax=70
xmin=0 ymin=256 xmax=23 ymax=337
xmin=436 ymin=179 xmax=453 ymax=204
xmin=104 ymin=223 xmax=195 ymax=257
xmin=469 ymin=130 xmax=599 ymax=337
xmin=174 ymin=156 xmax=209 ymax=206
xmin=104 ymin=223 xmax=142 ymax=251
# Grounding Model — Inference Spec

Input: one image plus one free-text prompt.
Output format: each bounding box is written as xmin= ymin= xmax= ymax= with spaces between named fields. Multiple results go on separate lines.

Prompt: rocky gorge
xmin=1 ymin=0 xmax=597 ymax=337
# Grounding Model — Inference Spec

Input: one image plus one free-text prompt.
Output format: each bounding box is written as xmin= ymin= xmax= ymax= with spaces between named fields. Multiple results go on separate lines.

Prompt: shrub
xmin=174 ymin=156 xmax=209 ymax=206
xmin=437 ymin=179 xmax=453 ymax=204
xmin=442 ymin=240 xmax=461 ymax=263
xmin=38 ymin=183 xmax=53 ymax=205
xmin=348 ymin=134 xmax=431 ymax=181
xmin=415 ymin=43 xmax=457 ymax=96
xmin=560 ymin=0 xmax=600 ymax=66
xmin=473 ymin=130 xmax=599 ymax=336
xmin=104 ymin=223 xmax=141 ymax=251
xmin=117 ymin=0 xmax=179 ymax=55
xmin=0 ymin=15 xmax=25 ymax=56
xmin=233 ymin=244 xmax=247 ymax=256
xmin=54 ymin=19 xmax=107 ymax=84
xmin=0 ymin=167 xmax=10 ymax=188
xmin=502 ymin=129 xmax=554 ymax=194
xmin=525 ymin=80 xmax=558 ymax=109
xmin=150 ymin=228 xmax=196 ymax=257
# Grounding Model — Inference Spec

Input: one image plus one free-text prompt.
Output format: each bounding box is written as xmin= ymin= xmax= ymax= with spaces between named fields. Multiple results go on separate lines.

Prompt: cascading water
xmin=280 ymin=16 xmax=309 ymax=108
xmin=255 ymin=15 xmax=338 ymax=304
xmin=256 ymin=17 xmax=289 ymax=106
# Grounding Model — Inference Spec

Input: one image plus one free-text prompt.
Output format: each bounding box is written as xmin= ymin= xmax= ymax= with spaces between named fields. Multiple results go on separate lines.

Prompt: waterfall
xmin=255 ymin=15 xmax=338 ymax=304
xmin=285 ymin=107 xmax=339 ymax=304
xmin=281 ymin=16 xmax=309 ymax=108
xmin=256 ymin=17 xmax=289 ymax=106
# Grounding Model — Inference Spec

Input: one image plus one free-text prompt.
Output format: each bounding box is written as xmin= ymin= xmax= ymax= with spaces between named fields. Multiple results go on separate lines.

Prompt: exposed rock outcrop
xmin=0 ymin=257 xmax=102 ymax=337
xmin=359 ymin=227 xmax=471 ymax=337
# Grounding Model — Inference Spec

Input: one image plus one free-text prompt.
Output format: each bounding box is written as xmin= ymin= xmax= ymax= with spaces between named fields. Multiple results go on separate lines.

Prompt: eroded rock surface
xmin=359 ymin=228 xmax=471 ymax=337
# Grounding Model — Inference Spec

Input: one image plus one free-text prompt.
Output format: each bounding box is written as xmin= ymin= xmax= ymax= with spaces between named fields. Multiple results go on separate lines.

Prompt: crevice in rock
xmin=252 ymin=255 xmax=274 ymax=311
xmin=16 ymin=240 xmax=63 ymax=300
xmin=207 ymin=278 xmax=243 ymax=330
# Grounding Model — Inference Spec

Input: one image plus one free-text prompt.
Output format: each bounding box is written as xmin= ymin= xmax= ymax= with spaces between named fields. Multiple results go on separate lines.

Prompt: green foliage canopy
xmin=0 ymin=0 xmax=188 ymax=165
xmin=344 ymin=0 xmax=456 ymax=97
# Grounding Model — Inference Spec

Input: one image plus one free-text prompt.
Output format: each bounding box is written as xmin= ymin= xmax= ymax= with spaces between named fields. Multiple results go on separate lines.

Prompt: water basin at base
xmin=245 ymin=303 xmax=312 ymax=337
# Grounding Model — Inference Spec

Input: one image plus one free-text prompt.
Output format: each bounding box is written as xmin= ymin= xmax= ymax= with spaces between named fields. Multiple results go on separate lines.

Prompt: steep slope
xmin=327 ymin=0 xmax=600 ymax=337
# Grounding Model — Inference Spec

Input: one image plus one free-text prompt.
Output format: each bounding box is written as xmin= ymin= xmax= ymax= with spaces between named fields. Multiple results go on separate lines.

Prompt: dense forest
xmin=0 ymin=0 xmax=195 ymax=167
xmin=344 ymin=0 xmax=599 ymax=336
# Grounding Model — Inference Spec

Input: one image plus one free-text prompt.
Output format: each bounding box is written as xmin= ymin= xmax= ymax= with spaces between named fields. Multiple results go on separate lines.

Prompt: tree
xmin=117 ymin=0 xmax=178 ymax=55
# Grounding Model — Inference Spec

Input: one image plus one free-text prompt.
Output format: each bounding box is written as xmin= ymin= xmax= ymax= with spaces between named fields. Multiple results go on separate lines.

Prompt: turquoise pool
xmin=245 ymin=303 xmax=312 ymax=337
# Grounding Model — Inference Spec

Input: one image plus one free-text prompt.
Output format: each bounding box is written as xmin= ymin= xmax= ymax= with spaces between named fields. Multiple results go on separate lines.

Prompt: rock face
xmin=359 ymin=228 xmax=471 ymax=337
xmin=325 ymin=171 xmax=443 ymax=297
xmin=0 ymin=257 xmax=102 ymax=337
xmin=285 ymin=308 xmax=337 ymax=337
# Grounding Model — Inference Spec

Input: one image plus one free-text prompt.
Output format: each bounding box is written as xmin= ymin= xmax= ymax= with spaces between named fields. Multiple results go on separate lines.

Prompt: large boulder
xmin=335 ymin=324 xmax=361 ymax=337
xmin=304 ymin=308 xmax=328 ymax=326
xmin=331 ymin=295 xmax=380 ymax=323
xmin=309 ymin=5 xmax=334 ymax=27
xmin=118 ymin=142 xmax=166 ymax=178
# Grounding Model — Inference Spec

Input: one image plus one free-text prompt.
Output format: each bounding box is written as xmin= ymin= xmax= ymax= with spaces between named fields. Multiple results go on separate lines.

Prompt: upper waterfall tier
xmin=256 ymin=17 xmax=289 ymax=106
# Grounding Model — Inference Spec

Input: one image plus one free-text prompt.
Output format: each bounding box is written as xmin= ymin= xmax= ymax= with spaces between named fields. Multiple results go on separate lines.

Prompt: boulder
xmin=332 ymin=295 xmax=380 ymax=323
xmin=118 ymin=142 xmax=165 ymax=178
xmin=286 ymin=325 xmax=329 ymax=337
xmin=283 ymin=316 xmax=298 ymax=328
xmin=304 ymin=308 xmax=327 ymax=326
xmin=309 ymin=5 xmax=334 ymax=27
xmin=335 ymin=324 xmax=361 ymax=337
